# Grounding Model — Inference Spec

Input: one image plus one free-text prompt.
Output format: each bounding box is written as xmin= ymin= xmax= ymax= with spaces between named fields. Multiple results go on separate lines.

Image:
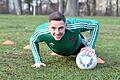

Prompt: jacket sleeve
xmin=30 ymin=30 xmax=43 ymax=64
xmin=86 ymin=22 xmax=100 ymax=48
xmin=29 ymin=23 xmax=48 ymax=63
xmin=67 ymin=18 xmax=100 ymax=48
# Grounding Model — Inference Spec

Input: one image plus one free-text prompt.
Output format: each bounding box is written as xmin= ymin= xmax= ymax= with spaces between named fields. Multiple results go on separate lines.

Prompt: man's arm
xmin=86 ymin=22 xmax=99 ymax=48
xmin=30 ymin=30 xmax=42 ymax=64
xmin=77 ymin=19 xmax=99 ymax=48
xmin=29 ymin=23 xmax=49 ymax=68
xmin=67 ymin=18 xmax=100 ymax=48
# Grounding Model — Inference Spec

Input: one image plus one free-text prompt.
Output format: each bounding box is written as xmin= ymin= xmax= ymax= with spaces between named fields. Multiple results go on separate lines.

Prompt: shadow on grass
xmin=44 ymin=56 xmax=76 ymax=65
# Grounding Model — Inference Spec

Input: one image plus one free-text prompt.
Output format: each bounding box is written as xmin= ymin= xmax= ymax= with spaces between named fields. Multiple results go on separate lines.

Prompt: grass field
xmin=0 ymin=15 xmax=120 ymax=80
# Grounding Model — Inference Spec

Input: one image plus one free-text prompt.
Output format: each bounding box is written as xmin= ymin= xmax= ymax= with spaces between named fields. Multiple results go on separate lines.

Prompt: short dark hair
xmin=49 ymin=11 xmax=66 ymax=22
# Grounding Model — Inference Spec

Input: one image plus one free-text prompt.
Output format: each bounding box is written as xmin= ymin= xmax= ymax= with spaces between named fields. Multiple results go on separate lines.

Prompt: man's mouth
xmin=55 ymin=35 xmax=61 ymax=38
xmin=54 ymin=34 xmax=62 ymax=40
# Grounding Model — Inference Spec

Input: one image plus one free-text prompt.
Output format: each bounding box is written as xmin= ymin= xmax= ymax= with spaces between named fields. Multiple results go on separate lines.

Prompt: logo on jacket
xmin=70 ymin=38 xmax=76 ymax=43
xmin=49 ymin=42 xmax=54 ymax=47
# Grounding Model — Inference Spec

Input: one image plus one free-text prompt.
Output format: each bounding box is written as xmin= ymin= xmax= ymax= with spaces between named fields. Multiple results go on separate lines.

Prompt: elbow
xmin=95 ymin=21 xmax=100 ymax=31
xmin=29 ymin=36 xmax=33 ymax=45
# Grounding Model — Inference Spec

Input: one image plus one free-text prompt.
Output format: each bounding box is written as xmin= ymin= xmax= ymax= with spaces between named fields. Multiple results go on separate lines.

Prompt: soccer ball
xmin=76 ymin=47 xmax=97 ymax=69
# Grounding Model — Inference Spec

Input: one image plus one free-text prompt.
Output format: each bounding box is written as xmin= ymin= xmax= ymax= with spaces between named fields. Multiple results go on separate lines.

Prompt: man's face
xmin=48 ymin=20 xmax=66 ymax=40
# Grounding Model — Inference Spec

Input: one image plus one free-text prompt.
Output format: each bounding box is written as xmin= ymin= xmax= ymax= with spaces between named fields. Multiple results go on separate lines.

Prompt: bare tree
xmin=116 ymin=0 xmax=119 ymax=16
xmin=19 ymin=0 xmax=22 ymax=14
xmin=25 ymin=0 xmax=32 ymax=14
xmin=14 ymin=0 xmax=21 ymax=15
xmin=37 ymin=0 xmax=42 ymax=14
xmin=8 ymin=0 xmax=14 ymax=14
xmin=64 ymin=0 xmax=79 ymax=16
xmin=106 ymin=0 xmax=112 ymax=16
xmin=58 ymin=0 xmax=64 ymax=14
xmin=8 ymin=0 xmax=21 ymax=15
xmin=86 ymin=0 xmax=90 ymax=16
xmin=86 ymin=0 xmax=96 ymax=16
xmin=6 ymin=0 xmax=9 ymax=13
xmin=93 ymin=0 xmax=96 ymax=16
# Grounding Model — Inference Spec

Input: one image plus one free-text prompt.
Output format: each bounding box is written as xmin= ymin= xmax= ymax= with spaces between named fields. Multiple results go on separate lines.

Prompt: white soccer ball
xmin=76 ymin=47 xmax=97 ymax=69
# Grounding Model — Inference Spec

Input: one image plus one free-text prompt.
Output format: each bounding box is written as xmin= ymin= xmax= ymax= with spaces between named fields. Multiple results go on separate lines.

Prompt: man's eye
xmin=59 ymin=26 xmax=64 ymax=30
xmin=51 ymin=27 xmax=55 ymax=30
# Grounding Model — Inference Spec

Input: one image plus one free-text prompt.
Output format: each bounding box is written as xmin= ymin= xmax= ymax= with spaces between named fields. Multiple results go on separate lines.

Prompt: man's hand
xmin=81 ymin=46 xmax=93 ymax=51
xmin=31 ymin=63 xmax=46 ymax=68
xmin=80 ymin=46 xmax=95 ymax=57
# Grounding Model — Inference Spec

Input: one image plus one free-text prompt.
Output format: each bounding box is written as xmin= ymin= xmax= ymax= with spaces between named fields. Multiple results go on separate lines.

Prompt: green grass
xmin=0 ymin=15 xmax=120 ymax=80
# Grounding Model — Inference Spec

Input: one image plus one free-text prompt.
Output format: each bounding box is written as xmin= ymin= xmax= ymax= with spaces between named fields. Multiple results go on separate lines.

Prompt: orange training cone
xmin=2 ymin=40 xmax=15 ymax=46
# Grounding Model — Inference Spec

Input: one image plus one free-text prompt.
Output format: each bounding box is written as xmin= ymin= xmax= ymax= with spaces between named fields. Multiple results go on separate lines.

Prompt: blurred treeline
xmin=0 ymin=0 xmax=120 ymax=16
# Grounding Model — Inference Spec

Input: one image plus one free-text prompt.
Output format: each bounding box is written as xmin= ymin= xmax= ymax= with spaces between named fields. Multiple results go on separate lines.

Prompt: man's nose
xmin=55 ymin=29 xmax=60 ymax=34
